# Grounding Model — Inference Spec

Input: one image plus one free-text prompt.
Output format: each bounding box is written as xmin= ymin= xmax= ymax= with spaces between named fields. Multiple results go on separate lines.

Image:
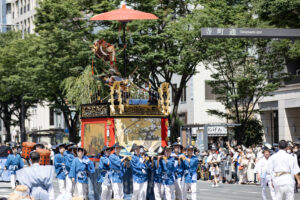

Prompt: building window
xmin=24 ymin=5 xmax=26 ymax=13
xmin=17 ymin=0 xmax=20 ymax=15
xmin=50 ymin=107 xmax=54 ymax=126
xmin=178 ymin=113 xmax=187 ymax=124
xmin=181 ymin=86 xmax=187 ymax=103
xmin=6 ymin=3 xmax=12 ymax=14
xmin=205 ymin=80 xmax=217 ymax=100
xmin=27 ymin=2 xmax=30 ymax=11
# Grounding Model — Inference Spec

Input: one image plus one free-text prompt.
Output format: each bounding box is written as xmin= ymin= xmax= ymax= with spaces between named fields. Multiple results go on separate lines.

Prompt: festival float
xmin=80 ymin=5 xmax=170 ymax=158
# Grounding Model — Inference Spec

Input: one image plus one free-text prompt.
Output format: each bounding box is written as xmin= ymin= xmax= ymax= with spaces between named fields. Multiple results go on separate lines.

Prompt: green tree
xmin=241 ymin=118 xmax=264 ymax=147
xmin=196 ymin=0 xmax=290 ymax=144
xmin=34 ymin=0 xmax=107 ymax=142
xmin=62 ymin=66 xmax=106 ymax=109
xmin=0 ymin=32 xmax=41 ymax=142
xmin=254 ymin=0 xmax=300 ymax=59
xmin=0 ymin=32 xmax=19 ymax=142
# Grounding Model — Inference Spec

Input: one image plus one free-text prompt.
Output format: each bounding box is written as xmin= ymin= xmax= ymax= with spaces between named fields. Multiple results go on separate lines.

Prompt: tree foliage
xmin=34 ymin=0 xmax=99 ymax=142
xmin=62 ymin=66 xmax=106 ymax=109
xmin=237 ymin=118 xmax=263 ymax=147
xmin=196 ymin=0 xmax=291 ymax=144
xmin=0 ymin=32 xmax=41 ymax=142
xmin=254 ymin=0 xmax=300 ymax=60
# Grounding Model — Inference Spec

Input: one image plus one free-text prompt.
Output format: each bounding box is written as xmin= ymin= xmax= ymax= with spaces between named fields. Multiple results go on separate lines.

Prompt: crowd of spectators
xmin=197 ymin=141 xmax=300 ymax=190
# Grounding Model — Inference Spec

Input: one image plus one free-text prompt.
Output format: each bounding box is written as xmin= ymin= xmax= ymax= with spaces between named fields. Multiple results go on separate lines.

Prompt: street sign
xmin=201 ymin=28 xmax=300 ymax=39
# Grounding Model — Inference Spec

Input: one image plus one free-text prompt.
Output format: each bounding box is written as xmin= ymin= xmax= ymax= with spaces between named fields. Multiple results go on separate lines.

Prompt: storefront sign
xmin=207 ymin=126 xmax=227 ymax=135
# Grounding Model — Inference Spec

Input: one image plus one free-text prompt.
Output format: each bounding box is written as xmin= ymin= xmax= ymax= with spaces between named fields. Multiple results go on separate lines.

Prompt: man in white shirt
xmin=207 ymin=147 xmax=221 ymax=187
xmin=254 ymin=148 xmax=276 ymax=200
xmin=267 ymin=140 xmax=300 ymax=200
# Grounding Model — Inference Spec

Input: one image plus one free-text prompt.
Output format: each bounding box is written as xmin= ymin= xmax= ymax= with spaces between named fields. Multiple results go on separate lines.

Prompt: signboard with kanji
xmin=201 ymin=28 xmax=300 ymax=38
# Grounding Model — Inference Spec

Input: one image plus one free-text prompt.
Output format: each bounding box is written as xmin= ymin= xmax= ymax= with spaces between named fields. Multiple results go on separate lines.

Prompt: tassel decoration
xmin=118 ymin=26 xmax=123 ymax=45
xmin=127 ymin=26 xmax=134 ymax=45
xmin=92 ymin=58 xmax=94 ymax=75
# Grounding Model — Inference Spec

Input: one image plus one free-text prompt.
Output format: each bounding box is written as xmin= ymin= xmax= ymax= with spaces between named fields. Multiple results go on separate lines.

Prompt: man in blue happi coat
xmin=182 ymin=145 xmax=199 ymax=200
xmin=109 ymin=143 xmax=128 ymax=200
xmin=130 ymin=144 xmax=149 ymax=200
xmin=98 ymin=146 xmax=113 ymax=200
xmin=171 ymin=142 xmax=185 ymax=200
xmin=64 ymin=143 xmax=76 ymax=197
xmin=5 ymin=144 xmax=24 ymax=189
xmin=160 ymin=145 xmax=177 ymax=200
xmin=54 ymin=143 xmax=67 ymax=195
xmin=16 ymin=151 xmax=55 ymax=200
xmin=69 ymin=147 xmax=95 ymax=199
xmin=151 ymin=146 xmax=164 ymax=200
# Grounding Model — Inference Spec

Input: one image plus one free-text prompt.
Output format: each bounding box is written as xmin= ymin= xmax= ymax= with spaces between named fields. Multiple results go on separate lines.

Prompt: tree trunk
xmin=235 ymin=123 xmax=247 ymax=145
xmin=20 ymin=95 xmax=26 ymax=143
xmin=170 ymin=83 xmax=184 ymax=143
xmin=1 ymin=103 xmax=12 ymax=142
xmin=62 ymin=109 xmax=79 ymax=143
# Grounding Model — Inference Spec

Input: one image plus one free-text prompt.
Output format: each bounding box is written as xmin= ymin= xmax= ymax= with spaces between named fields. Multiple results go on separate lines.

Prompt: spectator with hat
xmin=5 ymin=143 xmax=24 ymax=189
xmin=98 ymin=146 xmax=113 ymax=200
xmin=8 ymin=185 xmax=34 ymax=200
xmin=182 ymin=145 xmax=199 ymax=200
xmin=54 ymin=143 xmax=68 ymax=196
xmin=69 ymin=147 xmax=95 ymax=199
xmin=109 ymin=143 xmax=128 ymax=200
xmin=130 ymin=144 xmax=149 ymax=200
xmin=207 ymin=146 xmax=221 ymax=187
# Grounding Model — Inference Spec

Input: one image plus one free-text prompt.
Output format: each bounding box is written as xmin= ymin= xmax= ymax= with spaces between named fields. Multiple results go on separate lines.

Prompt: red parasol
xmin=90 ymin=5 xmax=158 ymax=77
xmin=90 ymin=4 xmax=158 ymax=22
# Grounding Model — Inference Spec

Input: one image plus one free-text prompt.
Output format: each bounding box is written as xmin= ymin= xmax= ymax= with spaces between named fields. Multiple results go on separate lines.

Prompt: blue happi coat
xmin=97 ymin=155 xmax=110 ymax=184
xmin=109 ymin=153 xmax=125 ymax=183
xmin=183 ymin=155 xmax=199 ymax=183
xmin=152 ymin=159 xmax=162 ymax=183
xmin=171 ymin=152 xmax=184 ymax=179
xmin=69 ymin=156 xmax=95 ymax=184
xmin=64 ymin=151 xmax=75 ymax=173
xmin=161 ymin=156 xmax=176 ymax=185
xmin=16 ymin=164 xmax=54 ymax=200
xmin=5 ymin=154 xmax=24 ymax=175
xmin=130 ymin=154 xmax=148 ymax=183
xmin=54 ymin=153 xmax=67 ymax=180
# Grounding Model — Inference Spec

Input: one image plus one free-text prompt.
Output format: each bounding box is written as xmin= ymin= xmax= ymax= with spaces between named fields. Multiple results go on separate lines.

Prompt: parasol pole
xmin=123 ymin=22 xmax=127 ymax=78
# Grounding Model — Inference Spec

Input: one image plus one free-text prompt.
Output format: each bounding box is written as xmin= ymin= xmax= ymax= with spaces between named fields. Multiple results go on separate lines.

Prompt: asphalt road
xmin=1 ymin=179 xmax=300 ymax=199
